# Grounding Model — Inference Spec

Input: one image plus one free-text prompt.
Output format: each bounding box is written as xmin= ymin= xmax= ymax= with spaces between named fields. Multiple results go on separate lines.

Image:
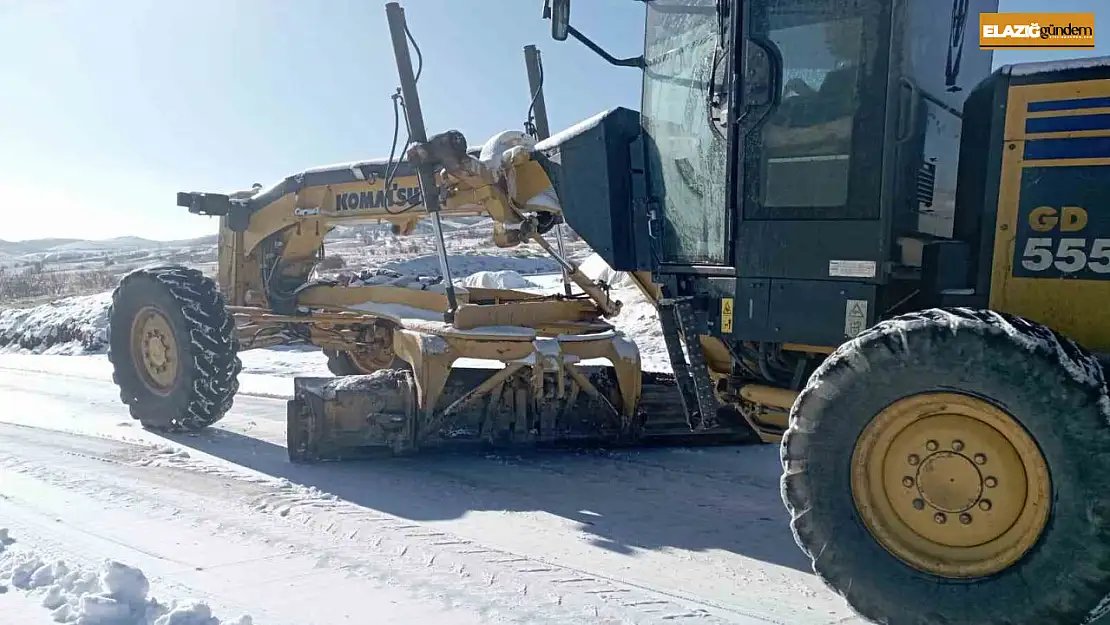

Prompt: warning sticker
xmin=829 ymin=260 xmax=877 ymax=278
xmin=720 ymin=297 xmax=734 ymax=334
xmin=844 ymin=299 xmax=868 ymax=338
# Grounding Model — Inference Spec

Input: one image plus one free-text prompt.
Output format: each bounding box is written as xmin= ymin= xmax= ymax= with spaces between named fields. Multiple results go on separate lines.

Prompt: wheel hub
xmin=916 ymin=450 xmax=982 ymax=513
xmin=130 ymin=307 xmax=179 ymax=395
xmin=145 ymin=330 xmax=170 ymax=369
xmin=852 ymin=393 xmax=1051 ymax=578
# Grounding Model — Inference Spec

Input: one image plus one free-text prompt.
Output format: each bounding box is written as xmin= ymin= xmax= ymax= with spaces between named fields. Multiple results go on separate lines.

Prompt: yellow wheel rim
xmin=130 ymin=306 xmax=180 ymax=395
xmin=851 ymin=392 xmax=1051 ymax=578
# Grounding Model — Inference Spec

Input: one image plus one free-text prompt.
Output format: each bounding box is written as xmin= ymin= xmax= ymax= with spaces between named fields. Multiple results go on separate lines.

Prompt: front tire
xmin=782 ymin=308 xmax=1110 ymax=625
xmin=108 ymin=265 xmax=242 ymax=432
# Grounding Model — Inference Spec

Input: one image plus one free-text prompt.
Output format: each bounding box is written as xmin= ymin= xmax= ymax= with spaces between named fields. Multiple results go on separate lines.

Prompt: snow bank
xmin=0 ymin=292 xmax=111 ymax=354
xmin=459 ymin=270 xmax=537 ymax=289
xmin=0 ymin=253 xmax=673 ymax=372
xmin=0 ymin=528 xmax=251 ymax=625
xmin=0 ymin=257 xmax=552 ymax=355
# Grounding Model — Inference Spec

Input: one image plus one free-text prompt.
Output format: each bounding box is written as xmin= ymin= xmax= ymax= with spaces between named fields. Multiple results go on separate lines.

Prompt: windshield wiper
xmin=705 ymin=0 xmax=730 ymax=134
xmin=715 ymin=0 xmax=728 ymax=41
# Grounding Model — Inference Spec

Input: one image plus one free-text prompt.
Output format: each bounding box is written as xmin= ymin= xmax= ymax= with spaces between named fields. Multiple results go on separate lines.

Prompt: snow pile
xmin=576 ymin=253 xmax=670 ymax=372
xmin=478 ymin=130 xmax=533 ymax=178
xmin=578 ymin=253 xmax=635 ymax=290
xmin=459 ymin=270 xmax=537 ymax=289
xmin=0 ymin=292 xmax=111 ymax=354
xmin=318 ymin=367 xmax=415 ymax=400
xmin=338 ymin=267 xmax=446 ymax=291
xmin=0 ymin=528 xmax=251 ymax=625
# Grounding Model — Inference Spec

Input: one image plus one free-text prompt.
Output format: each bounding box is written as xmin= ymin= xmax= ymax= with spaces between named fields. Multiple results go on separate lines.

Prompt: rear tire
xmin=108 ymin=265 xmax=242 ymax=432
xmin=782 ymin=308 xmax=1110 ymax=625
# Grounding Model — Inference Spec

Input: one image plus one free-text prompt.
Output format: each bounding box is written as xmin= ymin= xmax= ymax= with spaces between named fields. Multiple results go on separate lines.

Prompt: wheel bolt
xmin=903 ymin=476 xmax=915 ymax=488
xmin=913 ymin=499 xmax=925 ymax=510
xmin=908 ymin=454 xmax=920 ymax=466
xmin=952 ymin=440 xmax=965 ymax=452
xmin=934 ymin=513 xmax=947 ymax=524
xmin=974 ymin=453 xmax=987 ymax=465
xmin=985 ymin=476 xmax=998 ymax=488
xmin=979 ymin=500 xmax=992 ymax=511
xmin=959 ymin=513 xmax=972 ymax=525
xmin=925 ymin=440 xmax=938 ymax=451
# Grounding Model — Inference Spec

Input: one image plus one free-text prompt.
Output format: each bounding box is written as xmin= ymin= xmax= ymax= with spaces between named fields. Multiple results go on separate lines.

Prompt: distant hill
xmin=0 ymin=235 xmax=218 ymax=256
xmin=0 ymin=215 xmax=498 ymax=259
xmin=0 ymin=238 xmax=83 ymax=255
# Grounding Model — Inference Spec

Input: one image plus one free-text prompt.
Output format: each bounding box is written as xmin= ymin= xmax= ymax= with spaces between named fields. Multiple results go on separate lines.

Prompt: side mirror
xmin=546 ymin=0 xmax=570 ymax=42
xmin=540 ymin=0 xmax=644 ymax=69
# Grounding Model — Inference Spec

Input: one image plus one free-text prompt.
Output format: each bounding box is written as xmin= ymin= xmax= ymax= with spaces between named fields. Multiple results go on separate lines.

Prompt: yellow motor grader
xmin=105 ymin=7 xmax=756 ymax=462
xmin=107 ymin=0 xmax=1110 ymax=623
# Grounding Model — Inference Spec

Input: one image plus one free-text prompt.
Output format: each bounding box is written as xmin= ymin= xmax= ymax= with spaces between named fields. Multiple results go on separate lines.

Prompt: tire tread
xmin=781 ymin=307 xmax=1110 ymax=625
xmin=108 ymin=265 xmax=242 ymax=432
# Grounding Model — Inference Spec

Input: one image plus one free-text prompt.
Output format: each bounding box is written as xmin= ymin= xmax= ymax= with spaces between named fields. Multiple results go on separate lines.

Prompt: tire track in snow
xmin=0 ymin=424 xmax=796 ymax=625
xmin=141 ymin=437 xmax=841 ymax=624
xmin=0 ymin=367 xmax=862 ymax=624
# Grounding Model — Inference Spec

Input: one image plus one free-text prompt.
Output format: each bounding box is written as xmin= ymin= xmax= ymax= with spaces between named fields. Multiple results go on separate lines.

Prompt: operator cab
xmin=542 ymin=0 xmax=997 ymax=347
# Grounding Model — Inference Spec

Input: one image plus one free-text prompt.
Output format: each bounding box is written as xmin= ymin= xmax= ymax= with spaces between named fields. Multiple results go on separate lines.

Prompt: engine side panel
xmin=989 ymin=74 xmax=1110 ymax=353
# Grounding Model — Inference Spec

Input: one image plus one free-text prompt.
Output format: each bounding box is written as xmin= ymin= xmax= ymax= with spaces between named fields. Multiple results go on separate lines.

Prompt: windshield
xmin=641 ymin=0 xmax=730 ymax=265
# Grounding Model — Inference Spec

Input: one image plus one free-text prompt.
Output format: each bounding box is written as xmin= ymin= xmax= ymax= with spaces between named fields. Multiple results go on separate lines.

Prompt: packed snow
xmin=0 ymin=528 xmax=250 ymax=625
xmin=0 ymin=379 xmax=866 ymax=625
xmin=0 ymin=234 xmax=885 ymax=625
xmin=535 ymin=108 xmax=613 ymax=152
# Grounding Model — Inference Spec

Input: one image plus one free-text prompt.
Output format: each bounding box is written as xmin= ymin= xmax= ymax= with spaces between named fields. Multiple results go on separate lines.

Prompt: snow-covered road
xmin=0 ymin=360 xmax=867 ymax=624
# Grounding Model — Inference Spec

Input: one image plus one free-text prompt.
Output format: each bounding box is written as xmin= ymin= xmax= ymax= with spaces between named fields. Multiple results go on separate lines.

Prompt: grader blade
xmin=287 ymin=365 xmax=756 ymax=462
xmin=288 ymin=364 xmax=620 ymax=461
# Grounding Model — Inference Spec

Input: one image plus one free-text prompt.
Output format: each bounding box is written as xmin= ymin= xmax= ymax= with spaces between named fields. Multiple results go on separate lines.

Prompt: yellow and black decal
xmin=720 ymin=297 xmax=734 ymax=334
xmin=334 ymin=182 xmax=423 ymax=212
xmin=990 ymin=75 xmax=1110 ymax=352
xmin=1014 ymin=198 xmax=1106 ymax=279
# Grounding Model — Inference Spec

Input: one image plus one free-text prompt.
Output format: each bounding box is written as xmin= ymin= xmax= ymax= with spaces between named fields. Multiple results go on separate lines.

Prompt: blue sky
xmin=0 ymin=0 xmax=1105 ymax=242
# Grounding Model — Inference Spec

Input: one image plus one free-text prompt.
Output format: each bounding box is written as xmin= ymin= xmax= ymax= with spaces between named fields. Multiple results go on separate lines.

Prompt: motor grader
xmin=535 ymin=0 xmax=1110 ymax=624
xmin=105 ymin=6 xmax=761 ymax=463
